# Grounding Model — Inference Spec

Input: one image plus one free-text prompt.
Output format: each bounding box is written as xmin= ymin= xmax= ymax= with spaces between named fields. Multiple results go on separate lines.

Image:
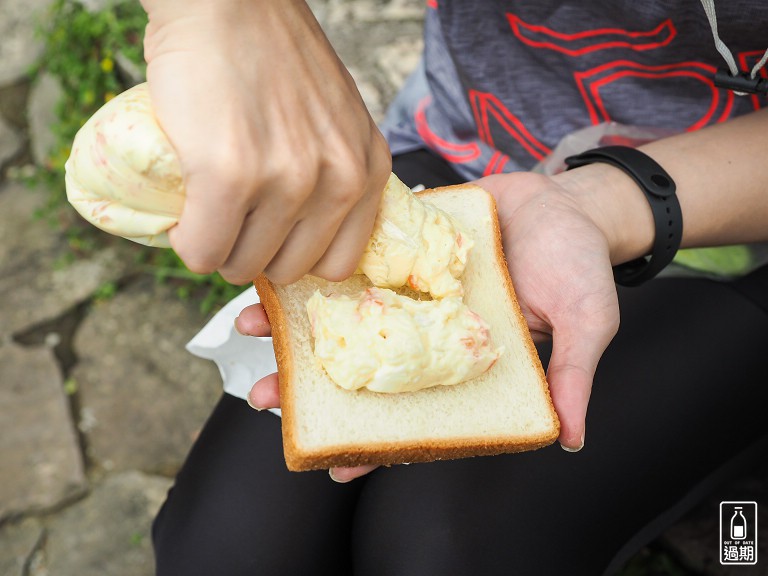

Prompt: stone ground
xmin=0 ymin=1 xmax=766 ymax=575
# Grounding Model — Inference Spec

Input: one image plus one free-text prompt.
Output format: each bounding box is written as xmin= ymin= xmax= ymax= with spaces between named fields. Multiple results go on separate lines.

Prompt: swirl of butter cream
xmin=307 ymin=287 xmax=502 ymax=393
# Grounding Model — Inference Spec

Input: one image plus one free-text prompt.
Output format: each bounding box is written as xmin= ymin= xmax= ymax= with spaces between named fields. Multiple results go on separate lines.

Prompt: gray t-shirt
xmin=382 ymin=0 xmax=768 ymax=277
xmin=384 ymin=0 xmax=766 ymax=178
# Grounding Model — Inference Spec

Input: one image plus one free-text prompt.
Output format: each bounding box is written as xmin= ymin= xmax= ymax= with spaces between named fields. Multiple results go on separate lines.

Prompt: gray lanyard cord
xmin=700 ymin=0 xmax=768 ymax=95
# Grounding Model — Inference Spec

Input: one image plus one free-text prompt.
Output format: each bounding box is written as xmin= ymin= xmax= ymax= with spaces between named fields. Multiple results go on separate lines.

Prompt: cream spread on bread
xmin=307 ymin=287 xmax=502 ymax=393
xmin=357 ymin=174 xmax=471 ymax=299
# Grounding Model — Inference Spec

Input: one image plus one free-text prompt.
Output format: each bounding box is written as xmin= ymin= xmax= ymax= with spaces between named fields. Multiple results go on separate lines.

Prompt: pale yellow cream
xmin=307 ymin=287 xmax=502 ymax=393
xmin=357 ymin=174 xmax=472 ymax=299
xmin=65 ymin=83 xmax=184 ymax=247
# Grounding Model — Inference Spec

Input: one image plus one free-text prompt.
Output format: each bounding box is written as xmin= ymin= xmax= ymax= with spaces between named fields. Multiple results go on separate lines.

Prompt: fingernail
xmin=245 ymin=394 xmax=264 ymax=411
xmin=560 ymin=434 xmax=585 ymax=453
xmin=329 ymin=469 xmax=350 ymax=483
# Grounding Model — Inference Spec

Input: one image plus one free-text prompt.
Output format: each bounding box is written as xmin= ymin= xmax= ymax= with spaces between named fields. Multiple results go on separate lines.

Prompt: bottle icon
xmin=731 ymin=507 xmax=747 ymax=540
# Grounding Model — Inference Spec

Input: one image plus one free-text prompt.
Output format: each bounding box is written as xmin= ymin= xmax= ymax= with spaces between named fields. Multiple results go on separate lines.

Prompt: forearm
xmin=553 ymin=109 xmax=768 ymax=265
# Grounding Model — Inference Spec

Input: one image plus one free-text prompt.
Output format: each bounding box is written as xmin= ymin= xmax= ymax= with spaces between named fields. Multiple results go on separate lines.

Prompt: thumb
xmin=547 ymin=321 xmax=616 ymax=452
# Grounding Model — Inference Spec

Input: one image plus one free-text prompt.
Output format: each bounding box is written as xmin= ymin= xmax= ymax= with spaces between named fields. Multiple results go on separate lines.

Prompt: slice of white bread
xmin=254 ymin=184 xmax=560 ymax=471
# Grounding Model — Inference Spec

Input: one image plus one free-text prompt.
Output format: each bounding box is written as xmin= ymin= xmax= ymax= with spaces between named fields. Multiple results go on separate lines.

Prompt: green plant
xmin=32 ymin=0 xmax=242 ymax=313
xmin=92 ymin=280 xmax=118 ymax=301
xmin=139 ymin=249 xmax=244 ymax=314
xmin=34 ymin=0 xmax=147 ymax=196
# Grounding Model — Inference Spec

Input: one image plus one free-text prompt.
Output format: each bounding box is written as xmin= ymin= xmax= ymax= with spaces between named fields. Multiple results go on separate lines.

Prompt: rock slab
xmin=0 ymin=0 xmax=54 ymax=85
xmin=0 ymin=518 xmax=44 ymax=576
xmin=0 ymin=113 xmax=21 ymax=168
xmin=0 ymin=182 xmax=134 ymax=340
xmin=27 ymin=72 xmax=63 ymax=166
xmin=72 ymin=277 xmax=221 ymax=476
xmin=33 ymin=471 xmax=171 ymax=576
xmin=0 ymin=342 xmax=86 ymax=520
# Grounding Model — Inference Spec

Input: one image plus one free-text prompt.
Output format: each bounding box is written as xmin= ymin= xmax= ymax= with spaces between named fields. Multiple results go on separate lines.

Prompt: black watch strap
xmin=564 ymin=146 xmax=683 ymax=287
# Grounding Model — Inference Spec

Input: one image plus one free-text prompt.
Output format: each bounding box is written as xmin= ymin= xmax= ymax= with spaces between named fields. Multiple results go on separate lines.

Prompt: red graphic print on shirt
xmin=505 ymin=13 xmax=676 ymax=56
xmin=414 ymin=8 xmax=764 ymax=176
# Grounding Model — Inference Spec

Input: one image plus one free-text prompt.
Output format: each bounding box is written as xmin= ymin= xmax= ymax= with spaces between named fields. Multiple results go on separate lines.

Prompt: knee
xmin=152 ymin=489 xmax=207 ymax=576
xmin=152 ymin=481 xmax=351 ymax=576
xmin=152 ymin=487 xmax=257 ymax=576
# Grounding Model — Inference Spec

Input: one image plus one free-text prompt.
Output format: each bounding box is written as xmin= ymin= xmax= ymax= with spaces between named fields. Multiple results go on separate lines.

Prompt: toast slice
xmin=254 ymin=184 xmax=559 ymax=471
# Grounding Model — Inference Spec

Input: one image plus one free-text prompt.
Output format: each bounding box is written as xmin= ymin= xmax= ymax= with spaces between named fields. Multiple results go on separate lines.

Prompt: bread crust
xmin=254 ymin=184 xmax=559 ymax=472
xmin=252 ymin=274 xmax=302 ymax=468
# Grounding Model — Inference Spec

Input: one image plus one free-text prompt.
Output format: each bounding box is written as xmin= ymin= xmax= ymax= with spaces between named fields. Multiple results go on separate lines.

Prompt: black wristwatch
xmin=564 ymin=146 xmax=683 ymax=287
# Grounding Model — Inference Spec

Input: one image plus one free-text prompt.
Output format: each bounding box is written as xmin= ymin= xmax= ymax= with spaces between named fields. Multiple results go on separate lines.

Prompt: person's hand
xmin=236 ymin=303 xmax=378 ymax=482
xmin=140 ymin=0 xmax=391 ymax=285
xmin=476 ymin=172 xmax=621 ymax=451
xmin=239 ymin=166 xmax=622 ymax=468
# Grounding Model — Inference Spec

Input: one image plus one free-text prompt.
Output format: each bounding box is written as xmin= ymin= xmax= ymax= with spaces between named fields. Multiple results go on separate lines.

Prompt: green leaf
xmin=63 ymin=378 xmax=78 ymax=396
xmin=673 ymin=245 xmax=752 ymax=276
xmin=28 ymin=0 xmax=238 ymax=312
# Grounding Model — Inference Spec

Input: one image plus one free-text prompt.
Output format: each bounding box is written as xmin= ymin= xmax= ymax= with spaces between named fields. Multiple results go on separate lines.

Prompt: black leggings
xmin=153 ymin=150 xmax=768 ymax=575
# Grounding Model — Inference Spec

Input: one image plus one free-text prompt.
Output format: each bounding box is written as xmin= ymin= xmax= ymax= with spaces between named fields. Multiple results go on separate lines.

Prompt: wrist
xmin=140 ymin=0 xmax=231 ymax=17
xmin=551 ymin=161 xmax=655 ymax=266
xmin=141 ymin=0 xmax=222 ymax=59
xmin=140 ymin=0 xmax=262 ymax=42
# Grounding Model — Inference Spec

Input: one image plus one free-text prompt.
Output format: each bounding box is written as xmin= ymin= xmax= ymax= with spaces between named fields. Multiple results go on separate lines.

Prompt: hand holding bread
xmin=476 ymin=172 xmax=621 ymax=452
xmin=255 ymin=183 xmax=559 ymax=470
xmin=244 ymin=172 xmax=622 ymax=469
